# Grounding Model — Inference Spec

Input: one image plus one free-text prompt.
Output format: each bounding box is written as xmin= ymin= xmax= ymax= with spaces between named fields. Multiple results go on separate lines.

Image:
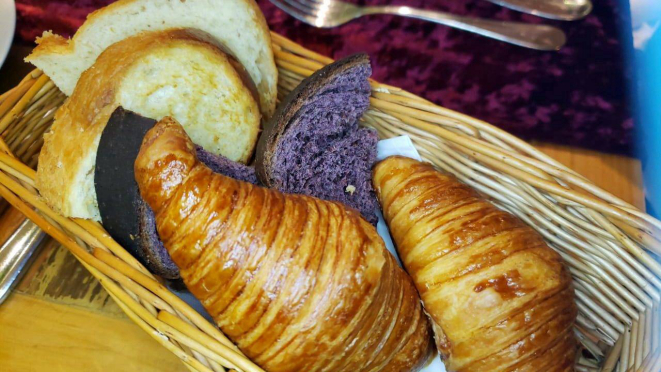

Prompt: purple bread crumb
xmin=195 ymin=146 xmax=259 ymax=184
xmin=298 ymin=127 xmax=379 ymax=225
xmin=137 ymin=199 xmax=179 ymax=279
xmin=271 ymin=60 xmax=379 ymax=224
xmin=138 ymin=146 xmax=259 ymax=279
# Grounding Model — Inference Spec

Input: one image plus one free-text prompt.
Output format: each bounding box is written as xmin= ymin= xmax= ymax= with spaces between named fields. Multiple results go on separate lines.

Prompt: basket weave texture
xmin=0 ymin=33 xmax=659 ymax=372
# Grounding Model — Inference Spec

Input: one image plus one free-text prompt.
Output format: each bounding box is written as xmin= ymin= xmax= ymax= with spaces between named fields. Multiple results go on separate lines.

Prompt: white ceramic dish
xmin=0 ymin=0 xmax=15 ymax=69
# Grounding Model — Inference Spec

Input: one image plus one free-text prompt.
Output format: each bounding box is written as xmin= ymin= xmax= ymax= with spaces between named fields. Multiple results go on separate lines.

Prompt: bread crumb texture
xmin=26 ymin=0 xmax=277 ymax=117
xmin=118 ymin=42 xmax=259 ymax=162
xmin=36 ymin=30 xmax=260 ymax=221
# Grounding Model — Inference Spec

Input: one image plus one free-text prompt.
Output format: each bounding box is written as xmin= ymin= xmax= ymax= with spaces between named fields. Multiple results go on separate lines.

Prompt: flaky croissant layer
xmin=373 ymin=156 xmax=577 ymax=372
xmin=135 ymin=118 xmax=433 ymax=372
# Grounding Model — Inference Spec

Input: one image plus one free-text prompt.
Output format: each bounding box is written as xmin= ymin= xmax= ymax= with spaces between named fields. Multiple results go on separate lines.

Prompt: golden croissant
xmin=373 ymin=156 xmax=577 ymax=372
xmin=134 ymin=118 xmax=433 ymax=372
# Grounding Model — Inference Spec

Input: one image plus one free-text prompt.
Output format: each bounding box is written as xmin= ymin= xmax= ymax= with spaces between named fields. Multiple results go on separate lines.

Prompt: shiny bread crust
xmin=373 ymin=156 xmax=577 ymax=372
xmin=134 ymin=118 xmax=434 ymax=372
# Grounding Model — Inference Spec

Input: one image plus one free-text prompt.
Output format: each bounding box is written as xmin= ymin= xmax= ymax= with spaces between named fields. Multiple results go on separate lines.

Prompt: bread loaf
xmin=37 ymin=30 xmax=259 ymax=221
xmin=135 ymin=118 xmax=434 ymax=372
xmin=25 ymin=0 xmax=277 ymax=118
xmin=373 ymin=156 xmax=577 ymax=372
xmin=255 ymin=54 xmax=380 ymax=224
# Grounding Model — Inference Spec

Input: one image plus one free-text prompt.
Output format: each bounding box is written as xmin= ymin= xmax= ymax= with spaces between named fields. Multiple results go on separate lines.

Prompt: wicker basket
xmin=0 ymin=32 xmax=659 ymax=372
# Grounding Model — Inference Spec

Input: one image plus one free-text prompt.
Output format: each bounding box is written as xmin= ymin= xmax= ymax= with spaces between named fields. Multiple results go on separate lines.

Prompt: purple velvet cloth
xmin=259 ymin=0 xmax=634 ymax=154
xmin=15 ymin=0 xmax=634 ymax=153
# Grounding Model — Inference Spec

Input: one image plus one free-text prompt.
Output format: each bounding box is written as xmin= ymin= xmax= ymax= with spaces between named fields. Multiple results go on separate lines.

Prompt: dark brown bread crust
xmin=254 ymin=53 xmax=371 ymax=185
xmin=254 ymin=53 xmax=379 ymax=223
xmin=96 ymin=107 xmax=259 ymax=279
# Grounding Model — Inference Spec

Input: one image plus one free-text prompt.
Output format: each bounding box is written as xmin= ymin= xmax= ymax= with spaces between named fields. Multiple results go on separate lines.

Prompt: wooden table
xmin=0 ymin=41 xmax=648 ymax=372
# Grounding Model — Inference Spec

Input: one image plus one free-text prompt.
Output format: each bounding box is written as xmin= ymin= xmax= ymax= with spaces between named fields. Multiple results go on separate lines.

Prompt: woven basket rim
xmin=0 ymin=31 xmax=659 ymax=372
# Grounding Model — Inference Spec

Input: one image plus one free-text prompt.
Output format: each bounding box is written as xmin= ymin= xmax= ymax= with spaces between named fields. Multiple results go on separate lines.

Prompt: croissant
xmin=373 ymin=156 xmax=577 ymax=372
xmin=134 ymin=119 xmax=433 ymax=372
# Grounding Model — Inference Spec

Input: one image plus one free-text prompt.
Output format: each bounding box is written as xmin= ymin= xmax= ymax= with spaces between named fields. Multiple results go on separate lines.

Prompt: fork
xmin=484 ymin=0 xmax=592 ymax=21
xmin=271 ymin=0 xmax=567 ymax=51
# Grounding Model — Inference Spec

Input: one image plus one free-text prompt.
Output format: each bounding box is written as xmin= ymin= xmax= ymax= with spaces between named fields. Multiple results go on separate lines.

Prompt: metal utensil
xmin=271 ymin=0 xmax=566 ymax=51
xmin=484 ymin=0 xmax=592 ymax=21
xmin=0 ymin=219 xmax=45 ymax=305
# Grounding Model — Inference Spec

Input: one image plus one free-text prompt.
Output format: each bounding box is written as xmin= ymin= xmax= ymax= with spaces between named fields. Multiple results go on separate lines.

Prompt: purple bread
xmin=195 ymin=145 xmax=259 ymax=184
xmin=255 ymin=53 xmax=379 ymax=224
xmin=137 ymin=147 xmax=258 ymax=279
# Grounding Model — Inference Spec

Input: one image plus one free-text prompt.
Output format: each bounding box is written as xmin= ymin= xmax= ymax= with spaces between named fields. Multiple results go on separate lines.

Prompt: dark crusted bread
xmin=95 ymin=107 xmax=257 ymax=279
xmin=255 ymin=53 xmax=379 ymax=224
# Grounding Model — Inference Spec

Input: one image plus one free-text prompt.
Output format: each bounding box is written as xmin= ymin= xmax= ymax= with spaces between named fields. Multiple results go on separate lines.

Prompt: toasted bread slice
xmin=25 ymin=0 xmax=276 ymax=118
xmin=36 ymin=30 xmax=259 ymax=221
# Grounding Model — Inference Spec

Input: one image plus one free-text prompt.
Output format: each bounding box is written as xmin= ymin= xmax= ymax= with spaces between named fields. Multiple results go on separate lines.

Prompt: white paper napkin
xmin=631 ymin=0 xmax=661 ymax=50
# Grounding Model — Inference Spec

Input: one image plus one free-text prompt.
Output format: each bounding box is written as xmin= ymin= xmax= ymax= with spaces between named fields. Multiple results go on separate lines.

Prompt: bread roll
xmin=134 ymin=118 xmax=434 ymax=372
xmin=25 ymin=0 xmax=277 ymax=118
xmin=255 ymin=54 xmax=379 ymax=224
xmin=37 ymin=30 xmax=259 ymax=221
xmin=373 ymin=156 xmax=577 ymax=372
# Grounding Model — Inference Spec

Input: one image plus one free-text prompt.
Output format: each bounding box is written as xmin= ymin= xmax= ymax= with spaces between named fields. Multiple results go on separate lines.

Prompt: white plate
xmin=0 ymin=0 xmax=15 ymax=68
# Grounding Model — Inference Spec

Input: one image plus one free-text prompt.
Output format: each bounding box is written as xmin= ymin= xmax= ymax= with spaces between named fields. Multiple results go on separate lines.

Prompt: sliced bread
xmin=255 ymin=54 xmax=380 ymax=224
xmin=25 ymin=0 xmax=277 ymax=118
xmin=37 ymin=30 xmax=259 ymax=221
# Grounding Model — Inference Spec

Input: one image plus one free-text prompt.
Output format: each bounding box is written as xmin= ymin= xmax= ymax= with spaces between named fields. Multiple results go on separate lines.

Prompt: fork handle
xmin=484 ymin=0 xmax=592 ymax=21
xmin=0 ymin=219 xmax=45 ymax=305
xmin=362 ymin=6 xmax=566 ymax=51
